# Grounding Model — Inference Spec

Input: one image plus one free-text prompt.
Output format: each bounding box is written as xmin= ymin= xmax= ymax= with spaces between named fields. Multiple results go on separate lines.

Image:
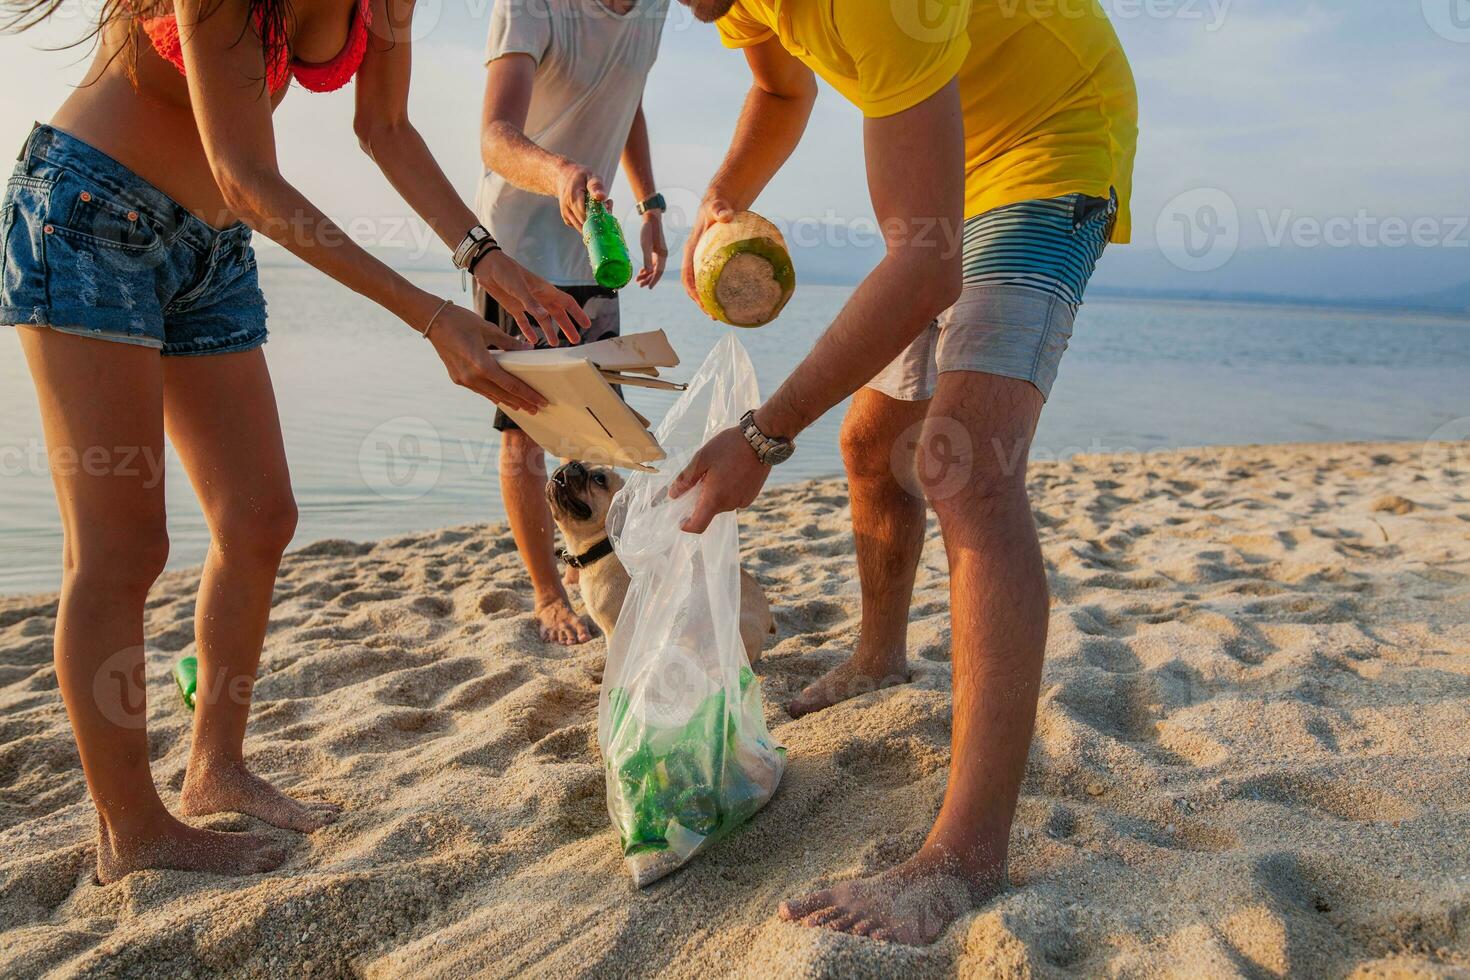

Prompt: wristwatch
xmin=636 ymin=193 xmax=667 ymax=216
xmin=739 ymin=410 xmax=795 ymax=466
xmin=453 ymin=225 xmax=496 ymax=269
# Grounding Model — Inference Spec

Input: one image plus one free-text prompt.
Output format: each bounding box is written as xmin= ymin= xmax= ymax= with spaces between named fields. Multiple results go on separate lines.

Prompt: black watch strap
xmin=466 ymin=239 xmax=502 ymax=276
xmin=636 ymin=193 xmax=667 ymax=216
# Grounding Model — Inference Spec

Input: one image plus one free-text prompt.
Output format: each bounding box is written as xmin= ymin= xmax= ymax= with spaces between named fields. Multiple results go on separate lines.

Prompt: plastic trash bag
xmin=599 ymin=334 xmax=786 ymax=887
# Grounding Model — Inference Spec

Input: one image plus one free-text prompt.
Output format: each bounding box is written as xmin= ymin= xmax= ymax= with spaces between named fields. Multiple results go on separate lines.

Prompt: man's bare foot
xmin=180 ymin=759 xmax=341 ymax=833
xmin=96 ymin=817 xmax=290 ymax=884
xmin=536 ymin=595 xmax=593 ymax=646
xmin=778 ymin=845 xmax=1004 ymax=946
xmin=786 ymin=655 xmax=910 ymax=718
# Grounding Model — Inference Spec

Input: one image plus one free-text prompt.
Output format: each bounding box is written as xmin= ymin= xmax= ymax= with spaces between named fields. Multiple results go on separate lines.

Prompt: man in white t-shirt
xmin=477 ymin=0 xmax=671 ymax=644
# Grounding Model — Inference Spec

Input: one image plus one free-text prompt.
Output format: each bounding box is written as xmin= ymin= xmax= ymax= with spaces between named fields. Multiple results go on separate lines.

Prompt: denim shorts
xmin=0 ymin=124 xmax=267 ymax=355
xmin=867 ymin=190 xmax=1117 ymax=402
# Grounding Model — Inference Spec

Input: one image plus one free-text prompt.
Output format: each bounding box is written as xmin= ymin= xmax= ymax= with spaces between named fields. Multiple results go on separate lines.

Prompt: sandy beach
xmin=1 ymin=440 xmax=1467 ymax=977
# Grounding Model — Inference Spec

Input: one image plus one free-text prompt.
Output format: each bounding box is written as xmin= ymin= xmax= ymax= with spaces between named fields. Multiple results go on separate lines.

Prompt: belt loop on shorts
xmin=17 ymin=122 xmax=41 ymax=164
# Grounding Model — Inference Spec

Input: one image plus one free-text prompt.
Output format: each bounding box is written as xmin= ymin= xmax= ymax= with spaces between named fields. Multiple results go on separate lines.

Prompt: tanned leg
xmin=781 ymin=371 xmax=1047 ymax=944
xmin=501 ymin=427 xmax=591 ymax=645
xmin=17 ymin=327 xmax=288 ymax=883
xmin=162 ymin=348 xmax=340 ymax=833
xmin=786 ymin=388 xmax=931 ymax=717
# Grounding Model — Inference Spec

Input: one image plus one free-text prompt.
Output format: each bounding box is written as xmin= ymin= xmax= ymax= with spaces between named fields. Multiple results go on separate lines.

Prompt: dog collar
xmin=557 ymin=537 xmax=614 ymax=569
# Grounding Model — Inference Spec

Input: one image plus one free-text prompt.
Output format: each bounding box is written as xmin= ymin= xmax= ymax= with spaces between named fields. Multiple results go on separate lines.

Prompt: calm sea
xmin=2 ymin=262 xmax=1467 ymax=594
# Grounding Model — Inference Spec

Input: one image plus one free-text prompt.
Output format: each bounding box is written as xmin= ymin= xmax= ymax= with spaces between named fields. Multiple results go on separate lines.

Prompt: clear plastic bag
xmin=599 ymin=335 xmax=786 ymax=887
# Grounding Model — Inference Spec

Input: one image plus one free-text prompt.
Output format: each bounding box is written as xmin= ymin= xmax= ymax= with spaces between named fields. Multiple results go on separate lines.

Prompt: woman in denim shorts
xmin=1 ymin=0 xmax=591 ymax=883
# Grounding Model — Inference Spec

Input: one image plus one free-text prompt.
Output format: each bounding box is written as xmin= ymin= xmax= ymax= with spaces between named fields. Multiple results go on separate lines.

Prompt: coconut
xmin=692 ymin=211 xmax=796 ymax=327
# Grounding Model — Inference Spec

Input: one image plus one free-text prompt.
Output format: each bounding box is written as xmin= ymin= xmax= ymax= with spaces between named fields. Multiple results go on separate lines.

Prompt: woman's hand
xmin=637 ymin=211 xmax=668 ymax=289
xmin=425 ymin=302 xmax=549 ymax=413
xmin=555 ymin=163 xmax=608 ymax=231
xmin=680 ymin=193 xmax=736 ymax=316
xmin=473 ymin=249 xmax=590 ymax=347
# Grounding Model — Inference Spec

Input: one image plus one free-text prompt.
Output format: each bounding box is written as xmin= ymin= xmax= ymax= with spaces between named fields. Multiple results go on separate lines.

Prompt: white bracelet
xmin=422 ymin=298 xmax=453 ymax=341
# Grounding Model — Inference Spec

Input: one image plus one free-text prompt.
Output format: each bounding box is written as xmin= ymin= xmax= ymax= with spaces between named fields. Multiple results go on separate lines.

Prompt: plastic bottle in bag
xmin=599 ymin=335 xmax=786 ymax=886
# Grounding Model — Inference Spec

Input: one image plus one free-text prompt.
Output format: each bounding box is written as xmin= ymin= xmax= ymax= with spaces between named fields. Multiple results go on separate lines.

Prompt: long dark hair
xmin=1 ymin=0 xmax=294 ymax=85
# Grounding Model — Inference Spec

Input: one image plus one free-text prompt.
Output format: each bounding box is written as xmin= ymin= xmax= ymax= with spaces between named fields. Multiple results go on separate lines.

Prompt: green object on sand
xmin=174 ymin=655 xmax=198 ymax=711
xmin=582 ymin=195 xmax=632 ymax=290
xmin=606 ymin=666 xmax=784 ymax=875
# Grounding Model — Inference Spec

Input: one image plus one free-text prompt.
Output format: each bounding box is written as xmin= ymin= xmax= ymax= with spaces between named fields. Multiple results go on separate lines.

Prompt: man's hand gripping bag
xmin=599 ymin=335 xmax=786 ymax=887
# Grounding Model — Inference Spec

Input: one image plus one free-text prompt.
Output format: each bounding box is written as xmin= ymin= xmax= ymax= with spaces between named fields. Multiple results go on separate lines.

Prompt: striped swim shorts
xmin=867 ymin=189 xmax=1117 ymax=401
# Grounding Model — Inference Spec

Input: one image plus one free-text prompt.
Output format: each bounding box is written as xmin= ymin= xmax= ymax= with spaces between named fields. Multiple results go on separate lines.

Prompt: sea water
xmin=0 ymin=262 xmax=1466 ymax=594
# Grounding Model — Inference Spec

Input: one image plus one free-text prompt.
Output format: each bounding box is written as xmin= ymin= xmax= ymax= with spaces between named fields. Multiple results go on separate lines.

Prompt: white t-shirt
xmin=476 ymin=0 xmax=668 ymax=286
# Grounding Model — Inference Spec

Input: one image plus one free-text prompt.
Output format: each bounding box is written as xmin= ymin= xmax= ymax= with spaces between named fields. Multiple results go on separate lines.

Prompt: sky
xmin=2 ymin=0 xmax=1468 ymax=297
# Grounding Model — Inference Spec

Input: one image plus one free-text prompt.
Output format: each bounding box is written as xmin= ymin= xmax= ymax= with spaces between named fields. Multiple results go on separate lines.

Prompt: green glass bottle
xmin=174 ymin=655 xmax=198 ymax=710
xmin=582 ymin=195 xmax=632 ymax=290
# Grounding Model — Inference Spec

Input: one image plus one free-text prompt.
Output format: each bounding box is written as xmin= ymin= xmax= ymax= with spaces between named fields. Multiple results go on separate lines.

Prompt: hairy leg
xmin=163 ymin=349 xmax=338 ymax=833
xmin=787 ymin=388 xmax=931 ymax=717
xmin=782 ymin=371 xmax=1047 ymax=944
xmin=17 ymin=328 xmax=287 ymax=882
xmin=500 ymin=427 xmax=591 ymax=645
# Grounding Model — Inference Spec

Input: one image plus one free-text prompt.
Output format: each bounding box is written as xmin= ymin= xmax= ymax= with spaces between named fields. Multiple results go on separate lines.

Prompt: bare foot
xmin=180 ymin=759 xmax=341 ymax=833
xmin=536 ymin=595 xmax=593 ymax=646
xmin=96 ymin=817 xmax=289 ymax=884
xmin=778 ymin=846 xmax=1004 ymax=946
xmin=786 ymin=655 xmax=910 ymax=718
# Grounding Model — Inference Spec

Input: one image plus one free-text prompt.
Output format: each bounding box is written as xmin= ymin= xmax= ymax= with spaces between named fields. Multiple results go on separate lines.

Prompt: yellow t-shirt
xmin=717 ymin=0 xmax=1139 ymax=242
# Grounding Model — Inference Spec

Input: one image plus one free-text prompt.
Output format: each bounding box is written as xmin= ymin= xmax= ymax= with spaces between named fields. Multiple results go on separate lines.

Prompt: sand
xmin=1 ymin=440 xmax=1468 ymax=978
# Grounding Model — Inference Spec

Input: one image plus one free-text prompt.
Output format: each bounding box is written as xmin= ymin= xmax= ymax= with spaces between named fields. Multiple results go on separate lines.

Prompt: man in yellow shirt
xmin=669 ymin=0 xmax=1137 ymax=946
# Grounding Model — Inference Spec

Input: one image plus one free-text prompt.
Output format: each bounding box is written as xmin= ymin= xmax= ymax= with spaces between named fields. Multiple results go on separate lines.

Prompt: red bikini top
xmin=141 ymin=0 xmax=372 ymax=94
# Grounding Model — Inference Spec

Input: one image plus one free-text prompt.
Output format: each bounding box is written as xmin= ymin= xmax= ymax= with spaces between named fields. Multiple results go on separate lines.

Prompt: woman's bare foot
xmin=536 ymin=595 xmax=593 ymax=646
xmin=96 ymin=817 xmax=290 ymax=884
xmin=180 ymin=759 xmax=341 ymax=833
xmin=786 ymin=654 xmax=910 ymax=718
xmin=777 ymin=845 xmax=1004 ymax=946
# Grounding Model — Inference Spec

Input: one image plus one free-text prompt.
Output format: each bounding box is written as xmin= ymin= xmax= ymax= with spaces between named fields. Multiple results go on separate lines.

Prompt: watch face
xmin=765 ymin=441 xmax=795 ymax=465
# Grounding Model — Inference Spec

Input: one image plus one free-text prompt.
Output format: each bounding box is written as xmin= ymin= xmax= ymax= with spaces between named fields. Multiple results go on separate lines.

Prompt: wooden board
xmin=493 ymin=331 xmax=681 ymax=471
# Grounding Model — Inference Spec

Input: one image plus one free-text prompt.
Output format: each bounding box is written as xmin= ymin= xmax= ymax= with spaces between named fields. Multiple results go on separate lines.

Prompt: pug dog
xmin=546 ymin=461 xmax=774 ymax=665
